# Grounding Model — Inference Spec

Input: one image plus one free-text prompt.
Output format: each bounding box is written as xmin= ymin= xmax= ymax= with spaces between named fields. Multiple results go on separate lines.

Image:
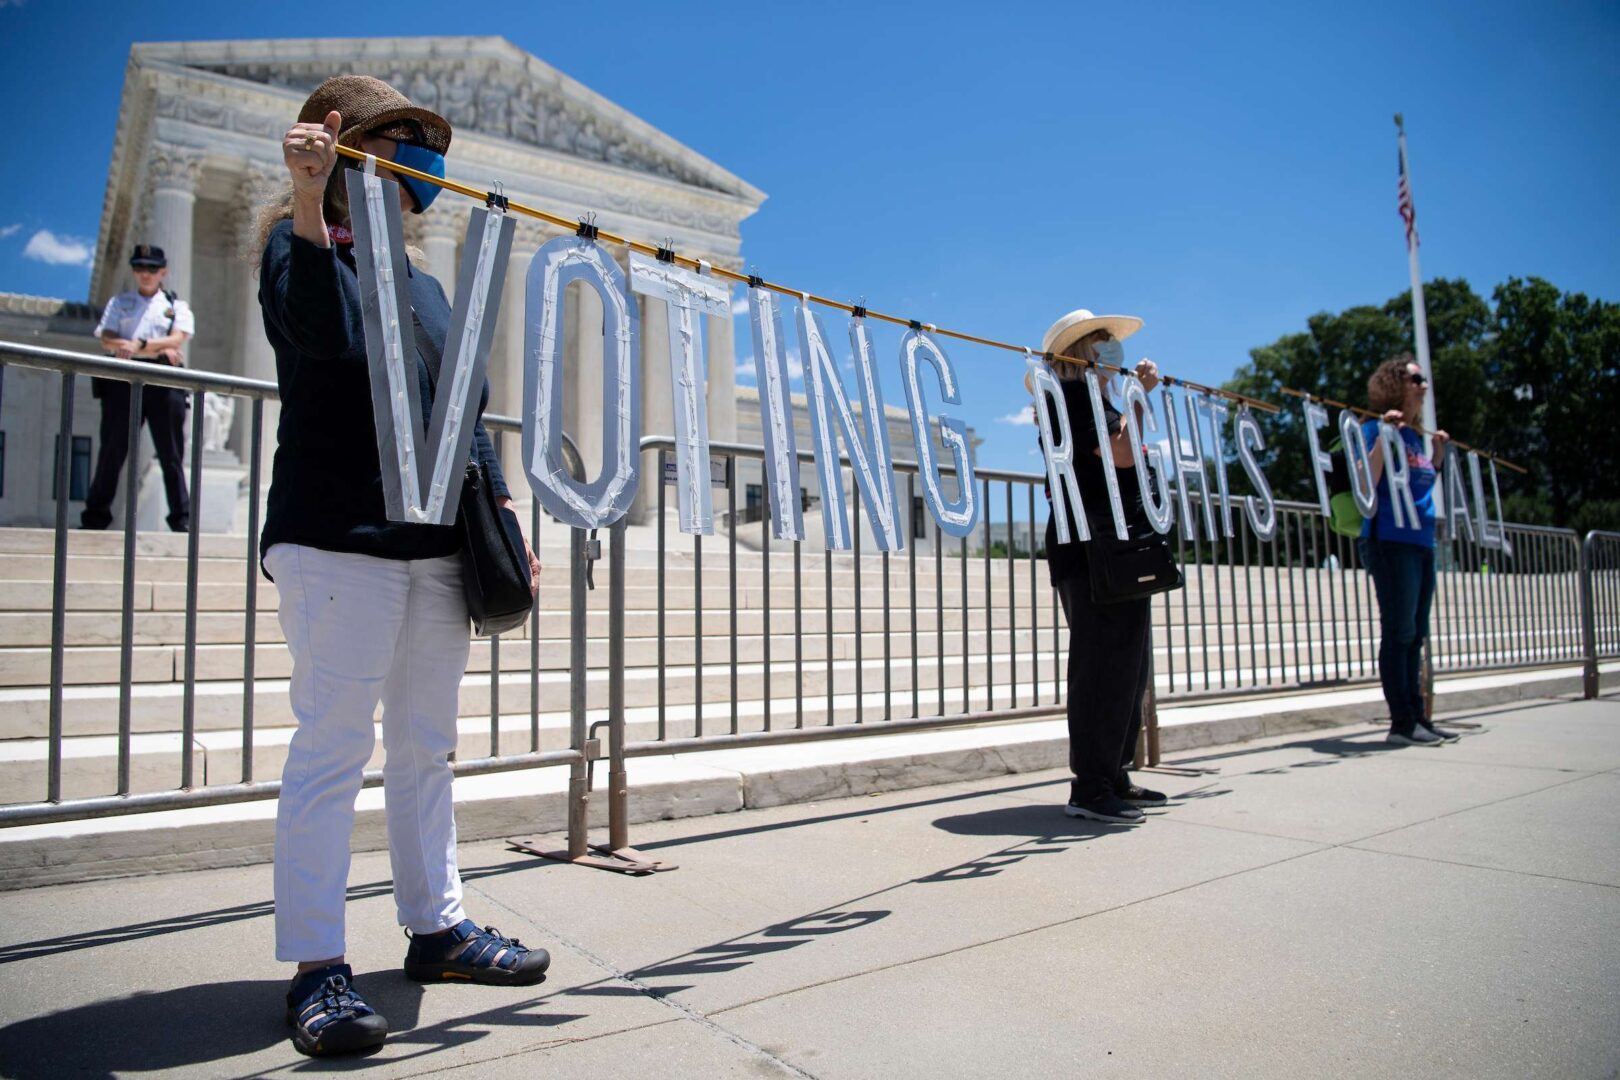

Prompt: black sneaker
xmin=1117 ymin=783 xmax=1168 ymax=807
xmin=1387 ymin=726 xmax=1444 ymax=747
xmin=404 ymin=919 xmax=551 ymax=986
xmin=1064 ymin=793 xmax=1145 ymax=824
xmin=285 ymin=964 xmax=388 ymax=1057
xmin=1419 ymin=720 xmax=1461 ymax=742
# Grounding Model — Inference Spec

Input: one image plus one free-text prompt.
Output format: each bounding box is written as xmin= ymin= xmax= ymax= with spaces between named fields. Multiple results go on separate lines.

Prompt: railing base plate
xmin=508 ymin=837 xmax=676 ymax=875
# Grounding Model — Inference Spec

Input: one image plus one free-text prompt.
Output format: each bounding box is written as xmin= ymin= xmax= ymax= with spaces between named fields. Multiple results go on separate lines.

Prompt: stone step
xmin=5 ymin=611 xmax=1581 ymax=690
xmin=0 ymin=624 xmax=1586 ymax=744
xmin=4 ymin=662 xmax=1610 ymax=891
xmin=0 ymin=674 xmax=1067 ymax=801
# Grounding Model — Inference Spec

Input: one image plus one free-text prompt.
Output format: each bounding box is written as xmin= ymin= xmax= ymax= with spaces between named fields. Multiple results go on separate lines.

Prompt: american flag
xmin=1397 ymin=143 xmax=1419 ymax=249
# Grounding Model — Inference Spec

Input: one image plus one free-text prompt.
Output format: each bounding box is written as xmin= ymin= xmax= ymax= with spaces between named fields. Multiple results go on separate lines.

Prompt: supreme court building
xmin=0 ymin=37 xmax=976 ymax=549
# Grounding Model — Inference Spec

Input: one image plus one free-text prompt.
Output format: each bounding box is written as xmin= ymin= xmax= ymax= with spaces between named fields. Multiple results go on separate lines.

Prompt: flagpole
xmin=1396 ymin=114 xmax=1439 ymax=455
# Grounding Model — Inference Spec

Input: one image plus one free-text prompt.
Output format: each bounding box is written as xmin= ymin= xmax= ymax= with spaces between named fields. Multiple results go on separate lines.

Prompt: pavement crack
xmin=467 ymin=880 xmax=821 ymax=1080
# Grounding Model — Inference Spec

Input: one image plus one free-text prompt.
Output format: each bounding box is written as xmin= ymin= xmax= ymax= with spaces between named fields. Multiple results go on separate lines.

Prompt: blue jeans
xmin=1359 ymin=537 xmax=1436 ymax=732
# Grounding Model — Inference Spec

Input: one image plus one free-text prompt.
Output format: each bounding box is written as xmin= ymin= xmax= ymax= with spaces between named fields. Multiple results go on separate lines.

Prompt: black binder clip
xmin=1043 ymin=351 xmax=1056 ymax=366
xmin=851 ymin=302 xmax=868 ymax=319
xmin=908 ymin=319 xmax=923 ymax=331
xmin=485 ymin=191 xmax=509 ymax=212
xmin=655 ymin=239 xmax=676 ymax=263
xmin=576 ymin=214 xmax=599 ymax=241
xmin=747 ymin=274 xmax=765 ymax=290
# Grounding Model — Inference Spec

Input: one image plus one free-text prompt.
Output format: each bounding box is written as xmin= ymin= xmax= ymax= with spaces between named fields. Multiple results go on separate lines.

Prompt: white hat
xmin=1040 ymin=309 xmax=1144 ymax=357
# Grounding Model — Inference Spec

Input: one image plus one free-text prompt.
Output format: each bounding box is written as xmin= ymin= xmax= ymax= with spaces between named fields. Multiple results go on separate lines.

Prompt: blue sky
xmin=1 ymin=1 xmax=1616 ymax=476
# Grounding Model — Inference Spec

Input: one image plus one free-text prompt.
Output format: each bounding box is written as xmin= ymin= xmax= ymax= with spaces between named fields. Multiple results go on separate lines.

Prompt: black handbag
xmin=1086 ymin=517 xmax=1184 ymax=605
xmin=410 ymin=311 xmax=534 ymax=637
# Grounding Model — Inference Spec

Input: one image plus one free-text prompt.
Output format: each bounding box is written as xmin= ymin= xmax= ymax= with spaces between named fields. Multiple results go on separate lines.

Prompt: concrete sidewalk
xmin=1 ymin=697 xmax=1617 ymax=1079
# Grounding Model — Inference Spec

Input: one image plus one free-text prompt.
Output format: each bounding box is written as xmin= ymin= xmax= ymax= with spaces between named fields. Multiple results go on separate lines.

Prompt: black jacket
xmin=257 ymin=219 xmax=509 ymax=571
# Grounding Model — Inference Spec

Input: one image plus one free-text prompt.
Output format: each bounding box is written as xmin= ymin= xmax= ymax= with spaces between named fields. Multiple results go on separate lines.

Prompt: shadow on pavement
xmin=0 ymin=978 xmax=303 ymax=1078
xmin=0 ymin=970 xmax=588 ymax=1077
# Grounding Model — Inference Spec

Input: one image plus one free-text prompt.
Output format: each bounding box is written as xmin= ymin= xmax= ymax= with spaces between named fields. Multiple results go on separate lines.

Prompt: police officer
xmin=83 ymin=244 xmax=196 ymax=532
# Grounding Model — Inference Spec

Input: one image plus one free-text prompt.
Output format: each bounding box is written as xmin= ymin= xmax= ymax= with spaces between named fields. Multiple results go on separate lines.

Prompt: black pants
xmin=82 ymin=382 xmax=190 ymax=531
xmin=1055 ymin=573 xmax=1152 ymax=803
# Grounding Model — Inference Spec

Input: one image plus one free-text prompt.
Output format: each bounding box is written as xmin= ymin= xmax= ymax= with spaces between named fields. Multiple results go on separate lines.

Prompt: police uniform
xmin=83 ymin=245 xmax=197 ymax=531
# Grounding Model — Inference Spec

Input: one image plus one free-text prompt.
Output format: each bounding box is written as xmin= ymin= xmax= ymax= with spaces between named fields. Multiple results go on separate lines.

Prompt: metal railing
xmin=0 ymin=340 xmax=1614 ymax=859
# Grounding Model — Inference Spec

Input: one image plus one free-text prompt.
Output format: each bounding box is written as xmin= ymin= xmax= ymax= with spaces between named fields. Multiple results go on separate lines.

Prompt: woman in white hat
xmin=1033 ymin=309 xmax=1166 ymax=824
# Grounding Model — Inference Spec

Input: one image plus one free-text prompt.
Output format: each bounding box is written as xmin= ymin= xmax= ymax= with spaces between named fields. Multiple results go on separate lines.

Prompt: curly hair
xmin=1367 ymin=353 xmax=1416 ymax=414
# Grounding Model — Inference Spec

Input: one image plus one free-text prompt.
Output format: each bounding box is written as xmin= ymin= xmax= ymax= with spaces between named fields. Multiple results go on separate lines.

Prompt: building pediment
xmin=133 ymin=37 xmax=762 ymax=202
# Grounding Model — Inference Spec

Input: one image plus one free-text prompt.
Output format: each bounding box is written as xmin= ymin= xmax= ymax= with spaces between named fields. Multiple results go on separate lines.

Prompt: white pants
xmin=265 ymin=543 xmax=471 ymax=962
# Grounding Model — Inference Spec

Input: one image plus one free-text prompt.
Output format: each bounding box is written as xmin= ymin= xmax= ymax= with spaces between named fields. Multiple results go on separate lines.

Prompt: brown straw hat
xmin=298 ymin=74 xmax=452 ymax=154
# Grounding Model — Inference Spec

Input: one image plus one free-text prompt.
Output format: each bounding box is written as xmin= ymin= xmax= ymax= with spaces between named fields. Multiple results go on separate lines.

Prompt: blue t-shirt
xmin=1361 ymin=420 xmax=1436 ymax=548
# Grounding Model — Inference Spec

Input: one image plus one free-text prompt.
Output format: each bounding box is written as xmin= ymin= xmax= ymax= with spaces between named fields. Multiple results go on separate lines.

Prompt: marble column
xmin=566 ymin=273 xmax=606 ymax=487
xmin=420 ymin=211 xmax=462 ymax=288
xmin=488 ymin=220 xmax=544 ymax=496
xmin=144 ymin=143 xmax=205 ymax=302
xmin=705 ymin=283 xmax=739 ymax=447
xmin=631 ymin=294 xmax=673 ymax=524
xmin=232 ymin=167 xmax=282 ymax=487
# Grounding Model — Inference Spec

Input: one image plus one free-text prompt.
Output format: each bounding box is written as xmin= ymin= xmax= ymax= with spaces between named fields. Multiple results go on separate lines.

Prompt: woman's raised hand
xmin=1382 ymin=408 xmax=1404 ymax=426
xmin=283 ymin=110 xmax=341 ymax=200
xmin=1135 ymin=358 xmax=1161 ymax=393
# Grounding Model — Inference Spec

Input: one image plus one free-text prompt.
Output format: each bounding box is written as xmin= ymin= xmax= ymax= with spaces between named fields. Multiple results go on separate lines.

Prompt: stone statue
xmin=201 ymin=394 xmax=236 ymax=456
xmin=409 ymin=67 xmax=438 ymax=110
xmin=576 ymin=118 xmax=604 ymax=159
xmin=509 ymin=86 xmax=539 ymax=144
xmin=476 ymin=75 xmax=510 ymax=135
xmin=440 ymin=66 xmax=476 ymax=129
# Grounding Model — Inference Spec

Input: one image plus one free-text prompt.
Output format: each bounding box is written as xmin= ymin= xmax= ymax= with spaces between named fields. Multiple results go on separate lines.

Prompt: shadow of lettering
xmin=627 ymin=910 xmax=891 ymax=985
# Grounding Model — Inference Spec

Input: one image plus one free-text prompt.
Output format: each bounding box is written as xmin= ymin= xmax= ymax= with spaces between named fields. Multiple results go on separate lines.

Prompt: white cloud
xmin=736 ymin=354 xmax=757 ymax=381
xmin=730 ymin=296 xmax=750 ymax=317
xmin=23 ymin=229 xmax=92 ymax=268
xmin=996 ymin=409 xmax=1036 ymax=427
xmin=0 ymin=224 xmax=21 ymax=238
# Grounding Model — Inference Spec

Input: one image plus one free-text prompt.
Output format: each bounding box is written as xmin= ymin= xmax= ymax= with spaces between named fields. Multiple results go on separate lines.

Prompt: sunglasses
xmin=1408 ymin=372 xmax=1428 ymax=386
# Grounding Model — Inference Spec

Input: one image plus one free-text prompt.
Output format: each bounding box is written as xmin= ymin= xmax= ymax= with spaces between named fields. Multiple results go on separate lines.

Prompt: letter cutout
xmin=1198 ymin=396 xmax=1236 ymax=537
xmin=900 ymin=328 xmax=978 ymax=538
xmin=798 ymin=302 xmax=902 ymax=551
xmin=1301 ymin=400 xmax=1334 ymax=518
xmin=348 ymin=168 xmax=513 ymax=524
xmin=1379 ymin=422 xmax=1419 ymax=531
xmin=1028 ymin=356 xmax=1088 ymax=545
xmin=1339 ymin=410 xmax=1378 ymax=519
xmin=748 ymin=284 xmax=804 ymax=541
xmin=1162 ymin=389 xmax=1218 ymax=541
xmin=1083 ymin=369 xmax=1129 ymax=540
xmin=1444 ymin=454 xmax=1475 ymax=542
xmin=629 ymin=252 xmax=729 ymax=535
xmin=1123 ymin=374 xmax=1173 ymax=535
xmin=1234 ymin=408 xmax=1277 ymax=541
xmin=523 ymin=234 xmax=641 ymax=530
xmin=1468 ymin=452 xmax=1512 ymax=555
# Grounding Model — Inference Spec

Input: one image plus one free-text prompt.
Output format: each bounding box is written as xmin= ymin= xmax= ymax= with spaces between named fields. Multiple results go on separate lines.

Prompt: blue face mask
xmin=391 ymin=142 xmax=445 ymax=213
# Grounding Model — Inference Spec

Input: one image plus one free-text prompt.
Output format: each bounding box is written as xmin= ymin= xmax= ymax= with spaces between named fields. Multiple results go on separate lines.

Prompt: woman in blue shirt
xmin=1360 ymin=354 xmax=1455 ymax=747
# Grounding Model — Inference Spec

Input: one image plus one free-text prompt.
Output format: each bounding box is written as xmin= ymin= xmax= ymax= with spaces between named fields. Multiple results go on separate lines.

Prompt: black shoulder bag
xmin=410 ymin=310 xmax=535 ymax=637
xmin=1086 ymin=513 xmax=1184 ymax=604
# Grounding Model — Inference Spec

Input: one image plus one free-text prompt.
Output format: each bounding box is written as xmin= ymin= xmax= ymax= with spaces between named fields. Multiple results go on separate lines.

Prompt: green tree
xmin=1223 ymin=277 xmax=1619 ymax=532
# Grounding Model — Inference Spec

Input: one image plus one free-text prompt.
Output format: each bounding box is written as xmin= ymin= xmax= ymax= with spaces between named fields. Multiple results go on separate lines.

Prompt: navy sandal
xmin=285 ymin=964 xmax=388 ymax=1057
xmin=404 ymin=919 xmax=551 ymax=986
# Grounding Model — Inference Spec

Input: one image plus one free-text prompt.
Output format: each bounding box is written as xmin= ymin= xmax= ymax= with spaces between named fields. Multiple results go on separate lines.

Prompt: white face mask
xmin=1094 ymin=338 xmax=1125 ymax=369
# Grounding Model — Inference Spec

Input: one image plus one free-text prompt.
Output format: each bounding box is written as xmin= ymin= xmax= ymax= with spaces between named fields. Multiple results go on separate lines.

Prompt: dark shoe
xmin=285 ymin=964 xmax=388 ymax=1057
xmin=1117 ymin=783 xmax=1168 ymax=807
xmin=1419 ymin=719 xmax=1461 ymax=742
xmin=1064 ymin=793 xmax=1145 ymax=824
xmin=1387 ymin=726 xmax=1444 ymax=747
xmin=404 ymin=919 xmax=551 ymax=986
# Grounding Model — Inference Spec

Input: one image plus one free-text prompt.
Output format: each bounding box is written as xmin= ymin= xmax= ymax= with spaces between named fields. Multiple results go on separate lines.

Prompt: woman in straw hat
xmin=259 ymin=75 xmax=547 ymax=1057
xmin=1033 ymin=310 xmax=1168 ymax=825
